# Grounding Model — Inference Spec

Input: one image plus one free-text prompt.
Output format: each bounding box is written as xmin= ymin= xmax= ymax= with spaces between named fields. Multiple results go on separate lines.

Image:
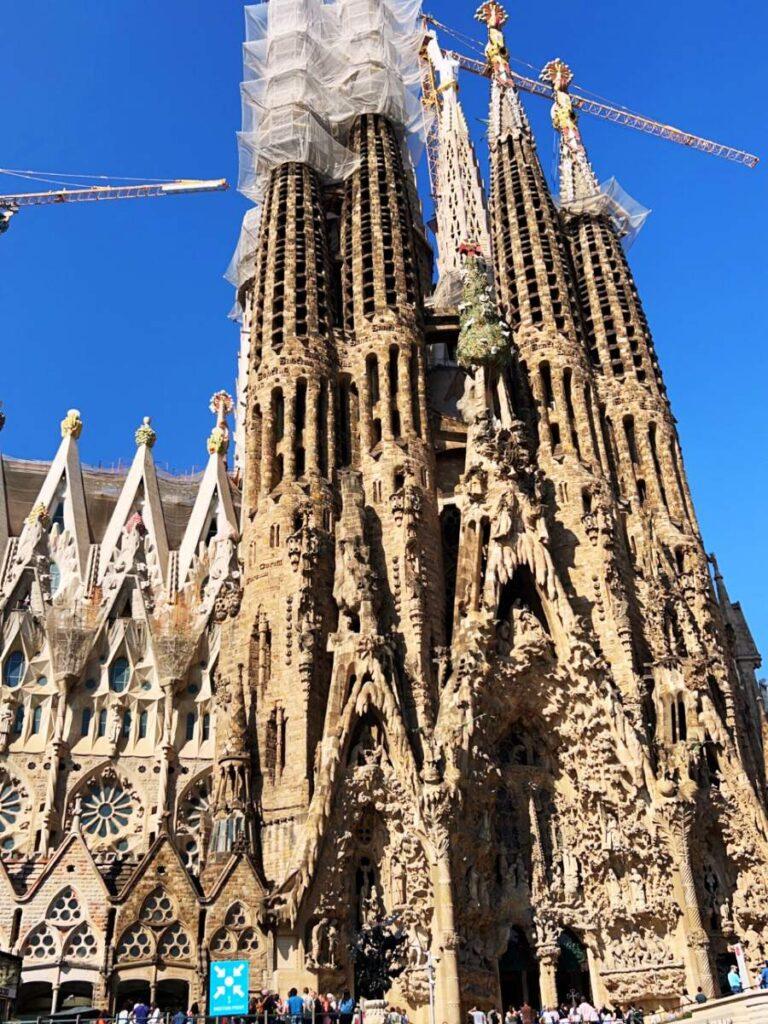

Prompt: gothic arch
xmin=22 ymin=922 xmax=60 ymax=963
xmin=115 ymin=923 xmax=154 ymax=963
xmin=47 ymin=886 xmax=84 ymax=927
xmin=140 ymin=886 xmax=176 ymax=926
xmin=62 ymin=921 xmax=99 ymax=961
xmin=157 ymin=923 xmax=193 ymax=962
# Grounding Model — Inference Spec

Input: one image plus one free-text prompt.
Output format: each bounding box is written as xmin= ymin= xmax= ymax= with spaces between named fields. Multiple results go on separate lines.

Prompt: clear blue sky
xmin=0 ymin=1 xmax=765 ymax=658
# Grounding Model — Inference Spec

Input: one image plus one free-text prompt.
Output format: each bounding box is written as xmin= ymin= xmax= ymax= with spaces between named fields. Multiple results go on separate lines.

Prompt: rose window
xmin=80 ymin=778 xmax=133 ymax=840
xmin=238 ymin=928 xmax=260 ymax=952
xmin=210 ymin=928 xmax=236 ymax=954
xmin=157 ymin=923 xmax=192 ymax=961
xmin=177 ymin=777 xmax=211 ymax=835
xmin=116 ymin=924 xmax=152 ymax=962
xmin=23 ymin=924 xmax=58 ymax=961
xmin=48 ymin=887 xmax=83 ymax=926
xmin=64 ymin=923 xmax=98 ymax=960
xmin=140 ymin=887 xmax=175 ymax=925
xmin=0 ymin=773 xmax=23 ymax=836
xmin=225 ymin=902 xmax=248 ymax=929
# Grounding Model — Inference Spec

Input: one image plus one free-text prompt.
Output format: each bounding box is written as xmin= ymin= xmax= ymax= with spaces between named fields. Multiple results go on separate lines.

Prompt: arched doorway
xmin=499 ymin=927 xmax=541 ymax=1010
xmin=16 ymin=981 xmax=53 ymax=1018
xmin=58 ymin=981 xmax=94 ymax=1010
xmin=715 ymin=950 xmax=737 ymax=997
xmin=114 ymin=979 xmax=151 ymax=1014
xmin=157 ymin=979 xmax=189 ymax=1012
xmin=555 ymin=929 xmax=591 ymax=1006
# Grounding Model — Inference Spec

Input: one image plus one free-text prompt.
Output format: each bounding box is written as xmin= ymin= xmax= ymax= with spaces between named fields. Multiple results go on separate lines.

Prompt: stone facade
xmin=0 ymin=1 xmax=766 ymax=1018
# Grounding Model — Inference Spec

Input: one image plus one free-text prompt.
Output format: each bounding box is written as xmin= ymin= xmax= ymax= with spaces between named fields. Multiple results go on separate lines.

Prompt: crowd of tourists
xmin=469 ymin=999 xmax=645 ymax=1024
xmin=90 ymin=963 xmax=768 ymax=1024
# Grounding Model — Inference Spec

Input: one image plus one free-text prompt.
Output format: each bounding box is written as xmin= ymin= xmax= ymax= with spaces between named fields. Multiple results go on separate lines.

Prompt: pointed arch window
xmin=121 ymin=711 xmax=132 ymax=739
xmin=63 ymin=922 xmax=98 ymax=960
xmin=97 ymin=709 xmax=108 ymax=738
xmin=202 ymin=713 xmax=210 ymax=741
xmin=185 ymin=712 xmax=197 ymax=742
xmin=138 ymin=710 xmax=148 ymax=739
xmin=140 ymin=887 xmax=175 ymax=925
xmin=31 ymin=705 xmax=42 ymax=735
xmin=116 ymin=924 xmax=153 ymax=962
xmin=22 ymin=923 xmax=58 ymax=961
xmin=4 ymin=652 xmax=25 ymax=689
xmin=81 ymin=707 xmax=92 ymax=737
xmin=12 ymin=707 xmax=24 ymax=735
xmin=109 ymin=657 xmax=130 ymax=693
xmin=48 ymin=886 xmax=83 ymax=925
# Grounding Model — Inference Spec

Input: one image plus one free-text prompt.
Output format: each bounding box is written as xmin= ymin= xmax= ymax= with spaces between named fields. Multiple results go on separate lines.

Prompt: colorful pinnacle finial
xmin=541 ymin=58 xmax=578 ymax=135
xmin=541 ymin=58 xmax=600 ymax=202
xmin=475 ymin=2 xmax=512 ymax=83
xmin=60 ymin=409 xmax=83 ymax=440
xmin=134 ymin=416 xmax=157 ymax=449
xmin=207 ymin=390 xmax=234 ymax=455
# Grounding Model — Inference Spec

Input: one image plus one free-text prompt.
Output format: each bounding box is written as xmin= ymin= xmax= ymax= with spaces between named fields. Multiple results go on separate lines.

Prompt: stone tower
xmin=0 ymin=0 xmax=765 ymax=1018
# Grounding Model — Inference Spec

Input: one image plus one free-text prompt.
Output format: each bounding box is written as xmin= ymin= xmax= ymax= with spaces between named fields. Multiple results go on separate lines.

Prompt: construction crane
xmin=0 ymin=177 xmax=228 ymax=234
xmin=420 ymin=13 xmax=759 ymax=198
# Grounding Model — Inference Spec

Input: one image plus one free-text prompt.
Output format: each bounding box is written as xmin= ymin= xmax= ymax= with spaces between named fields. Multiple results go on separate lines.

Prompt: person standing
xmin=288 ymin=988 xmax=305 ymax=1024
xmin=728 ymin=965 xmax=743 ymax=994
xmin=133 ymin=999 xmax=150 ymax=1024
xmin=338 ymin=990 xmax=355 ymax=1024
xmin=519 ymin=1003 xmax=535 ymax=1024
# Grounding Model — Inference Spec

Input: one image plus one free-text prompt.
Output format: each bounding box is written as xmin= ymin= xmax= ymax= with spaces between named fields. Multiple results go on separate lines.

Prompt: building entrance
xmin=498 ymin=927 xmax=541 ymax=1010
xmin=555 ymin=930 xmax=591 ymax=1006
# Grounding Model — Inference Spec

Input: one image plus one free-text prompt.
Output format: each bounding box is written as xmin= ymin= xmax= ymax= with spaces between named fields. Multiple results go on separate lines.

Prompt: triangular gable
xmin=17 ymin=433 xmax=90 ymax=577
xmin=99 ymin=443 xmax=169 ymax=585
xmin=0 ymin=857 xmax=19 ymax=946
xmin=22 ymin=832 xmax=110 ymax=904
xmin=177 ymin=452 xmax=237 ymax=586
xmin=115 ymin=831 xmax=200 ymax=904
xmin=202 ymin=849 xmax=268 ymax=904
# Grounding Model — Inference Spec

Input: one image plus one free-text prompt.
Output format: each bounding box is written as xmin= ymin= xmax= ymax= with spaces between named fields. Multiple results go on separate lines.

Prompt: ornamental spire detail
xmin=475 ymin=1 xmax=531 ymax=141
xmin=207 ymin=390 xmax=233 ymax=456
xmin=541 ymin=58 xmax=601 ymax=204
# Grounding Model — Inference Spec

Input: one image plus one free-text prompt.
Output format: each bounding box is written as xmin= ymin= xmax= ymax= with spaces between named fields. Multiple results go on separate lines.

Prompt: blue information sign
xmin=209 ymin=959 xmax=250 ymax=1017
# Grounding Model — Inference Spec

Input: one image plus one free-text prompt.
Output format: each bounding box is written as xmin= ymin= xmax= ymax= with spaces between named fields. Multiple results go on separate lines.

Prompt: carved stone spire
xmin=476 ymin=2 xmax=532 ymax=142
xmin=208 ymin=667 xmax=256 ymax=858
xmin=426 ymin=36 xmax=491 ymax=296
xmin=540 ymin=58 xmax=601 ymax=204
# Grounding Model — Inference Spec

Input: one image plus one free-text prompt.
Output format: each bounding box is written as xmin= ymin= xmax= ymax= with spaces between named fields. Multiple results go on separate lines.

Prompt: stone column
xmin=537 ymin=945 xmax=559 ymax=1008
xmin=399 ymin=346 xmax=414 ymax=435
xmin=431 ymin=830 xmax=461 ymax=1024
xmin=306 ymin=383 xmax=320 ymax=476
xmin=675 ymin=803 xmax=717 ymax=997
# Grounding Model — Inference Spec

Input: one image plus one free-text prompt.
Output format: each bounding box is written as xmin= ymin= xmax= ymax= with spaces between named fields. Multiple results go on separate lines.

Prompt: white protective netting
xmin=561 ymin=176 xmax=650 ymax=250
xmin=229 ymin=0 xmax=428 ymax=291
xmin=236 ymin=0 xmax=425 ymax=205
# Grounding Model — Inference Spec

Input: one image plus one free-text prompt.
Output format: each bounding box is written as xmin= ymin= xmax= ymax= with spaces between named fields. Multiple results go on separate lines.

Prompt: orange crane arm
xmin=444 ymin=49 xmax=758 ymax=169
xmin=0 ymin=177 xmax=228 ymax=209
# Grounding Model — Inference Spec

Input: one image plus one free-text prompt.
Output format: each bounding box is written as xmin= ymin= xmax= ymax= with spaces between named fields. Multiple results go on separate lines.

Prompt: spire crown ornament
xmin=134 ymin=416 xmax=157 ymax=449
xmin=207 ymin=390 xmax=234 ymax=455
xmin=60 ymin=409 xmax=83 ymax=440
